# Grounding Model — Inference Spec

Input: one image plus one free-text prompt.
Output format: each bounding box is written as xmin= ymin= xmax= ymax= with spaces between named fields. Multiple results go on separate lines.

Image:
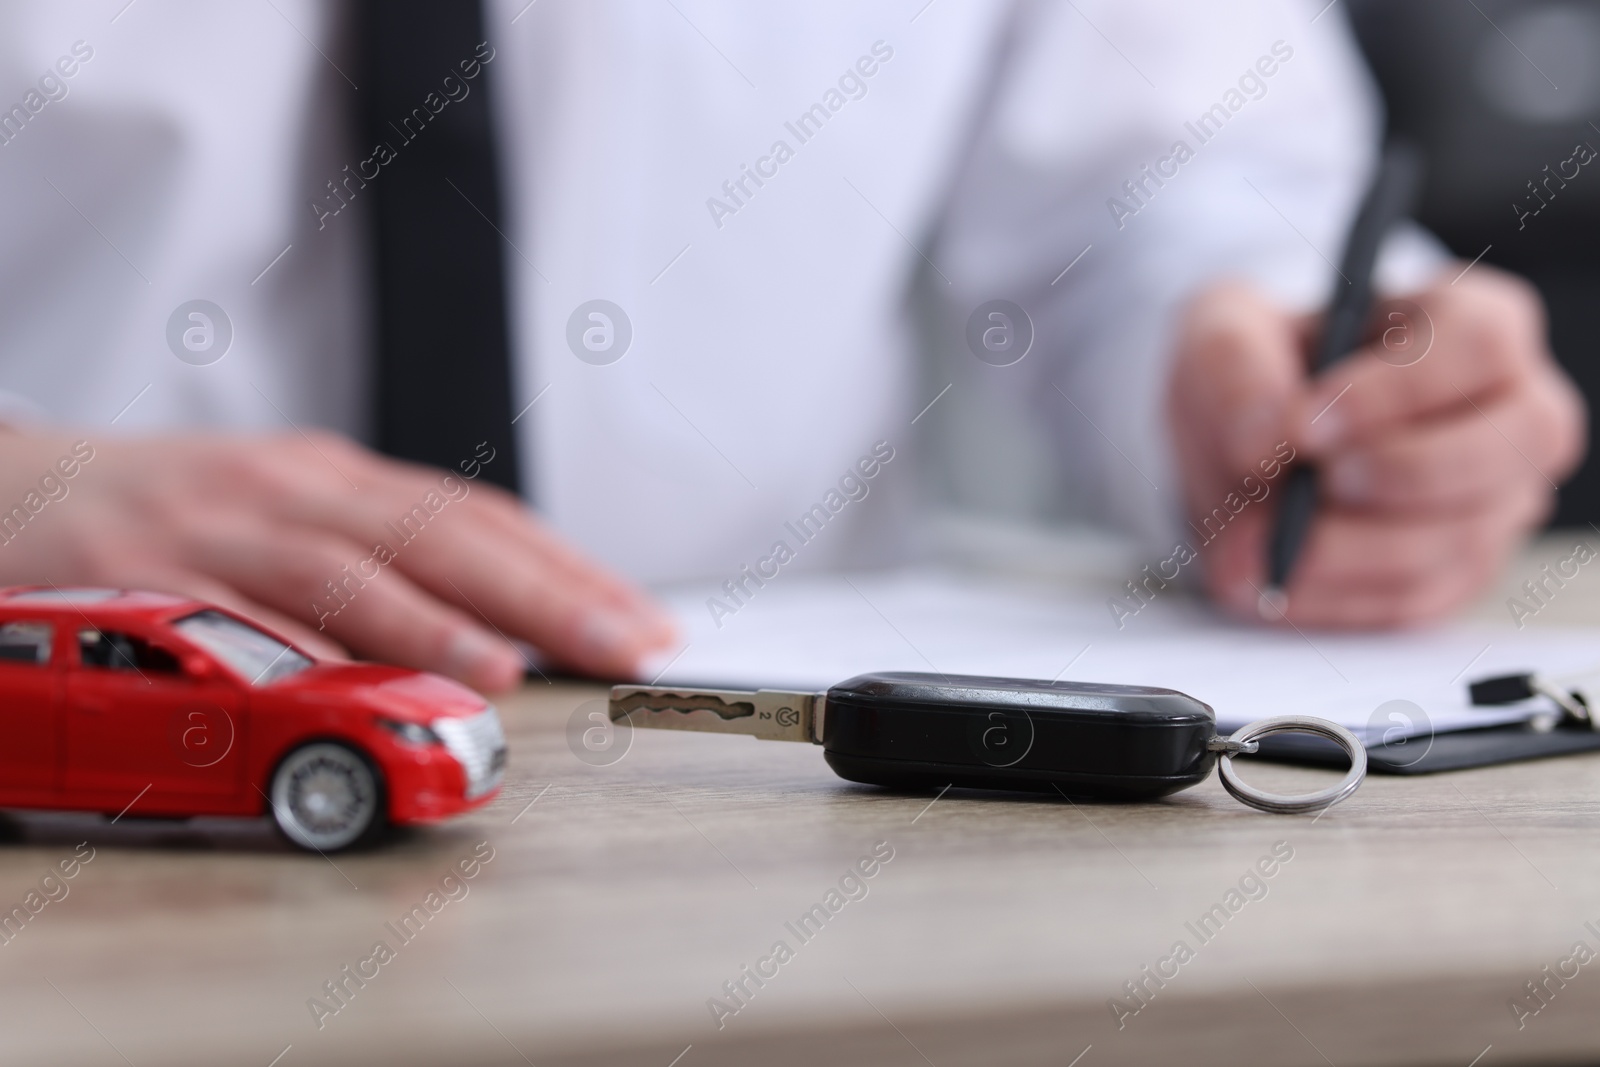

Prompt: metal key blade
xmin=608 ymin=685 xmax=821 ymax=743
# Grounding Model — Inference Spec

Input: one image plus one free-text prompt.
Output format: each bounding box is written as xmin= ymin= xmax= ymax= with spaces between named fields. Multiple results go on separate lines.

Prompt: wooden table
xmin=4 ymin=536 xmax=1600 ymax=1067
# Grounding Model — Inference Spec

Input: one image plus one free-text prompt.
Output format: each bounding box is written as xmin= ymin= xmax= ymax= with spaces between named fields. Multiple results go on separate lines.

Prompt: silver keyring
xmin=1215 ymin=715 xmax=1366 ymax=815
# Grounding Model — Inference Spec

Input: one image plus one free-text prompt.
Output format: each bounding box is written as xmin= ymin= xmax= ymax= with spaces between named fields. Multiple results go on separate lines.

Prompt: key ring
xmin=1209 ymin=715 xmax=1367 ymax=815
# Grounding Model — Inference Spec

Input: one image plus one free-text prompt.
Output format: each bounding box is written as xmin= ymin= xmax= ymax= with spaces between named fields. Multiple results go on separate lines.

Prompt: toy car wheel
xmin=269 ymin=742 xmax=385 ymax=852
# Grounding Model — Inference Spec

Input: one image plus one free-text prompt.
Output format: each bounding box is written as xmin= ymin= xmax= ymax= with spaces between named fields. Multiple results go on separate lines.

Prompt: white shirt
xmin=0 ymin=1 xmax=1438 ymax=584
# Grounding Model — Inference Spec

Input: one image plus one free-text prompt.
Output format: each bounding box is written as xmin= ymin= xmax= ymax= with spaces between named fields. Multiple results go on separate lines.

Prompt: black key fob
xmin=611 ymin=670 xmax=1366 ymax=813
xmin=821 ymin=672 xmax=1216 ymax=800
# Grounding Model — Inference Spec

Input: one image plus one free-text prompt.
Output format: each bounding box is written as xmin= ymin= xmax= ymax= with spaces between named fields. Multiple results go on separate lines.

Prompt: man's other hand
xmin=0 ymin=431 xmax=678 ymax=691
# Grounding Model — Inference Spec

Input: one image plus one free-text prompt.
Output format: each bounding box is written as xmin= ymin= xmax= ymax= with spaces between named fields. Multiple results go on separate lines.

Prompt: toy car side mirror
xmin=184 ymin=655 xmax=216 ymax=680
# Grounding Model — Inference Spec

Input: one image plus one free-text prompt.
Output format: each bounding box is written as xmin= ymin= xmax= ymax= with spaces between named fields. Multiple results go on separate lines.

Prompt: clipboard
xmin=1258 ymin=721 xmax=1600 ymax=775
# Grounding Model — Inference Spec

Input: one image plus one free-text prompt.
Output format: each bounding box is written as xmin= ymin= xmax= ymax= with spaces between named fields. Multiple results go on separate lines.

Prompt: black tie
xmin=360 ymin=0 xmax=523 ymax=494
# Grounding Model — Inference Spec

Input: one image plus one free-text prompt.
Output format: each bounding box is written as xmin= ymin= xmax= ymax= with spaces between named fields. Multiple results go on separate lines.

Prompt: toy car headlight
xmin=376 ymin=718 xmax=442 ymax=746
xmin=431 ymin=706 xmax=508 ymax=799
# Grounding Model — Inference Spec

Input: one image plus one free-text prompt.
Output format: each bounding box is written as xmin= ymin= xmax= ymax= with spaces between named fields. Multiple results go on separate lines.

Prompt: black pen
xmin=1262 ymin=140 xmax=1424 ymax=616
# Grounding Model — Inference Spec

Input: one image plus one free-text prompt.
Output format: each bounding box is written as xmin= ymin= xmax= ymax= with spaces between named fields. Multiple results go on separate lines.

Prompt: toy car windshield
xmin=173 ymin=609 xmax=312 ymax=685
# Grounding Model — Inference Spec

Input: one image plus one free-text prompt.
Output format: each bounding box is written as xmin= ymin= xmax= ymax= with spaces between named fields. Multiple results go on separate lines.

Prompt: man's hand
xmin=1168 ymin=267 xmax=1587 ymax=627
xmin=0 ymin=431 xmax=677 ymax=690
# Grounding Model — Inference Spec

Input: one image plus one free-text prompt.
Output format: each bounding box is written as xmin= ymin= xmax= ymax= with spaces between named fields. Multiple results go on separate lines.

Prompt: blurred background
xmin=1349 ymin=0 xmax=1600 ymax=525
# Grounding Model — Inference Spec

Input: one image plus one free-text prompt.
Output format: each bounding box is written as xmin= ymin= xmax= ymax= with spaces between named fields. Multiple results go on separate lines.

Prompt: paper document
xmin=646 ymin=569 xmax=1597 ymax=744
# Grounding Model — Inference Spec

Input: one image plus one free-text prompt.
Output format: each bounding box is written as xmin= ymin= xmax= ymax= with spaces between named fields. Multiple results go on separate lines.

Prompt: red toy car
xmin=0 ymin=587 xmax=507 ymax=851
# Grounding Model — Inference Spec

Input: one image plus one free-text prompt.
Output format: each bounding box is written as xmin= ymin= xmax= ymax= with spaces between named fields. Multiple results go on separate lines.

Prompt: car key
xmin=609 ymin=671 xmax=1366 ymax=814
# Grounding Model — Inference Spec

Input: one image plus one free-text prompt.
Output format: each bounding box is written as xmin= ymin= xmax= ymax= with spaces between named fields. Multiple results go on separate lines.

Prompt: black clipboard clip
xmin=1469 ymin=670 xmax=1600 ymax=732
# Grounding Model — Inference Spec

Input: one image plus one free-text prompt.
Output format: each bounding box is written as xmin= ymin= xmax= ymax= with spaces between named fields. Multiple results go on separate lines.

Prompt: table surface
xmin=4 ymin=535 xmax=1600 ymax=1067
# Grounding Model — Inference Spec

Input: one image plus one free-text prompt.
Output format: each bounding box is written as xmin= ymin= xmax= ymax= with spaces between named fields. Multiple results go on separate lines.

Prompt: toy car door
xmin=0 ymin=619 xmax=60 ymax=804
xmin=63 ymin=625 xmax=243 ymax=810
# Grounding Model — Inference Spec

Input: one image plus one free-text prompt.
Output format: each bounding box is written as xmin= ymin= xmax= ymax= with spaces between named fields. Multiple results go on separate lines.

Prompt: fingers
xmin=1291 ymin=268 xmax=1551 ymax=454
xmin=199 ymin=434 xmax=677 ymax=676
xmin=1526 ymin=359 xmax=1590 ymax=486
xmin=0 ymin=429 xmax=675 ymax=684
xmin=1319 ymin=390 xmax=1559 ymax=513
xmin=1202 ymin=482 xmax=1550 ymax=628
xmin=386 ymin=525 xmax=677 ymax=678
xmin=1178 ymin=267 xmax=1588 ymax=630
xmin=1273 ymin=562 xmax=1489 ymax=630
xmin=1169 ymin=281 xmax=1305 ymax=477
xmin=1293 ymin=483 xmax=1548 ymax=593
xmin=267 ymin=468 xmax=677 ymax=675
xmin=113 ymin=565 xmax=348 ymax=660
xmin=185 ymin=523 xmax=528 ymax=693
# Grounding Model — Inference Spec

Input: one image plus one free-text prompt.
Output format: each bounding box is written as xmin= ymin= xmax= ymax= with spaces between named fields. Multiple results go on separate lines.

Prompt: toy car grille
xmin=433 ymin=706 xmax=508 ymax=799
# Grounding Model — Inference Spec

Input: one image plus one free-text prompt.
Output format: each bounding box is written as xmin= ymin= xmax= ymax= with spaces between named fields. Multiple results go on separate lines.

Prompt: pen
xmin=1262 ymin=140 xmax=1424 ymax=615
